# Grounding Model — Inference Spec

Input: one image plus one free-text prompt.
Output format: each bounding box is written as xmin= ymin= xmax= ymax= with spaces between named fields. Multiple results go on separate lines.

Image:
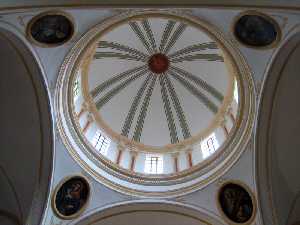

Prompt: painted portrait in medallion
xmin=28 ymin=12 xmax=74 ymax=46
xmin=54 ymin=176 xmax=90 ymax=218
xmin=218 ymin=183 xmax=254 ymax=223
xmin=234 ymin=13 xmax=279 ymax=48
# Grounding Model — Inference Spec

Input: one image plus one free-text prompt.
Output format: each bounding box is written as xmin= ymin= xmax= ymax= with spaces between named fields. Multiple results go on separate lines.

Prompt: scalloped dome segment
xmin=57 ymin=10 xmax=254 ymax=197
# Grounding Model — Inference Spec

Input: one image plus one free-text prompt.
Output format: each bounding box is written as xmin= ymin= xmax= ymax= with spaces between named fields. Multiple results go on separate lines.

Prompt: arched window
xmin=73 ymin=76 xmax=80 ymax=101
xmin=144 ymin=155 xmax=163 ymax=174
xmin=91 ymin=130 xmax=110 ymax=155
xmin=201 ymin=133 xmax=219 ymax=159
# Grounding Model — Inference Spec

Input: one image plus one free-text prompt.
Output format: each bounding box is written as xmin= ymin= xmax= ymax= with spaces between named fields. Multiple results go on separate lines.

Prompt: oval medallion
xmin=29 ymin=13 xmax=74 ymax=46
xmin=219 ymin=183 xmax=254 ymax=223
xmin=234 ymin=14 xmax=278 ymax=47
xmin=54 ymin=177 xmax=89 ymax=218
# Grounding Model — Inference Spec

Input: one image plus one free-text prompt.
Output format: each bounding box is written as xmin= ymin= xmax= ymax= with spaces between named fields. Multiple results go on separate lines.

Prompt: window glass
xmin=144 ymin=155 xmax=163 ymax=174
xmin=201 ymin=133 xmax=219 ymax=159
xmin=234 ymin=79 xmax=239 ymax=103
xmin=73 ymin=77 xmax=80 ymax=101
xmin=92 ymin=130 xmax=110 ymax=155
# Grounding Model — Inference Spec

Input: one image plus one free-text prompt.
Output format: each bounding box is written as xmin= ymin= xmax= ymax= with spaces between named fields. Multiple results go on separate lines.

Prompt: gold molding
xmin=231 ymin=10 xmax=282 ymax=50
xmin=216 ymin=180 xmax=257 ymax=225
xmin=51 ymin=175 xmax=91 ymax=220
xmin=26 ymin=10 xmax=75 ymax=48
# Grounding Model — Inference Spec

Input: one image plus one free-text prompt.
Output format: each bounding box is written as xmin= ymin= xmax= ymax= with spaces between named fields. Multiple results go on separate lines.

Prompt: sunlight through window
xmin=201 ymin=133 xmax=219 ymax=159
xmin=144 ymin=154 xmax=163 ymax=174
xmin=73 ymin=77 xmax=80 ymax=101
xmin=92 ymin=130 xmax=110 ymax=155
xmin=234 ymin=79 xmax=239 ymax=103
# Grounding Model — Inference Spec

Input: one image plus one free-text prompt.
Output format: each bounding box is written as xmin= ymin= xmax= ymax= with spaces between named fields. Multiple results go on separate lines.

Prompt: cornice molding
xmin=2 ymin=0 xmax=300 ymax=10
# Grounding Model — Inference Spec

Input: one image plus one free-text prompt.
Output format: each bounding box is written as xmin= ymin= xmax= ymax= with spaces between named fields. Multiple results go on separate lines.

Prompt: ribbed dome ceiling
xmin=64 ymin=11 xmax=248 ymax=194
xmin=55 ymin=10 xmax=255 ymax=196
xmin=82 ymin=15 xmax=234 ymax=149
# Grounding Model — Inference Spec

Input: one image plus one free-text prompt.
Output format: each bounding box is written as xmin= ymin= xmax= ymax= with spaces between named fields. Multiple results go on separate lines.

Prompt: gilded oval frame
xmin=52 ymin=175 xmax=91 ymax=220
xmin=26 ymin=10 xmax=75 ymax=48
xmin=216 ymin=180 xmax=257 ymax=225
xmin=232 ymin=10 xmax=281 ymax=50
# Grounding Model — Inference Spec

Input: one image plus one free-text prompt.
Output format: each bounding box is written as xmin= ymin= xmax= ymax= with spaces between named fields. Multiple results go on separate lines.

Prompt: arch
xmin=0 ymin=28 xmax=53 ymax=225
xmin=69 ymin=200 xmax=226 ymax=225
xmin=256 ymin=31 xmax=300 ymax=225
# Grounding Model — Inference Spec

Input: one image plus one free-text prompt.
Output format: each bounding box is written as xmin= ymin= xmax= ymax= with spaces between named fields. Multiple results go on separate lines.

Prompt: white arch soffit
xmin=69 ymin=200 xmax=226 ymax=225
xmin=0 ymin=21 xmax=54 ymax=225
xmin=256 ymin=26 xmax=300 ymax=225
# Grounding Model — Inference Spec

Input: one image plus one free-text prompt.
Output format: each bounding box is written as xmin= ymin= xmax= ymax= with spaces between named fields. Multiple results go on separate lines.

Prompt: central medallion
xmin=148 ymin=53 xmax=169 ymax=74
